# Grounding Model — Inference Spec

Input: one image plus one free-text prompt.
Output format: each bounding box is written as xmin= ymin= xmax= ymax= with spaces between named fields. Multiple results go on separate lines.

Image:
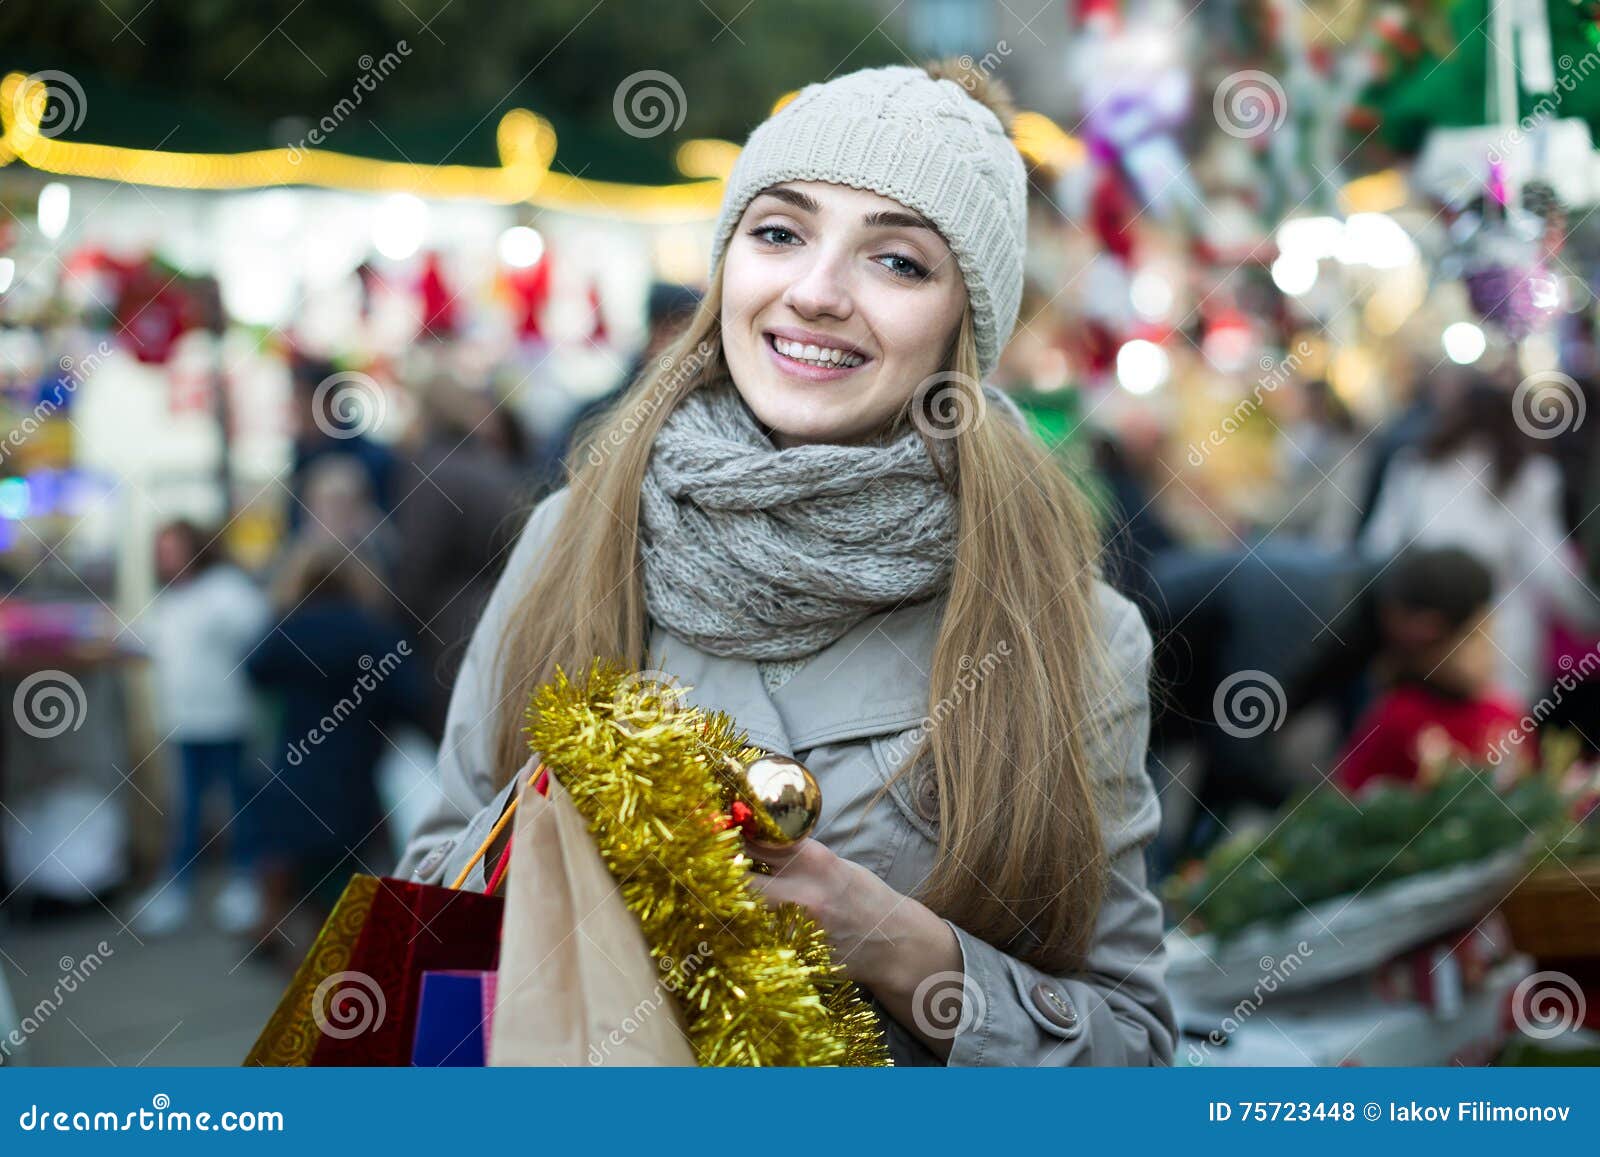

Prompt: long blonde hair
xmin=490 ymin=266 xmax=1114 ymax=971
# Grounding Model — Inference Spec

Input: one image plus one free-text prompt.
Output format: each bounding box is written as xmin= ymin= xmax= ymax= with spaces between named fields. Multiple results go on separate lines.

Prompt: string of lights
xmin=0 ymin=72 xmax=1080 ymax=221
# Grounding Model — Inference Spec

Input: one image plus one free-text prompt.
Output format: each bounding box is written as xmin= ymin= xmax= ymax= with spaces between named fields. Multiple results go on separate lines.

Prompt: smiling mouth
xmin=765 ymin=333 xmax=869 ymax=370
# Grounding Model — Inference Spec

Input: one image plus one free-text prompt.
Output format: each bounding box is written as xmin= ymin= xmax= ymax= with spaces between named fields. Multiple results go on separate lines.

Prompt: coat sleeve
xmin=944 ymin=590 xmax=1176 ymax=1066
xmin=394 ymin=488 xmax=571 ymax=888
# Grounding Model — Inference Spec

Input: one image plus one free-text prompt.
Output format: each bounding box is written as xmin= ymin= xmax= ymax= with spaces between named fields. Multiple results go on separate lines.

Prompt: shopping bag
xmin=308 ymin=879 xmax=505 ymax=1066
xmin=411 ymin=970 xmax=496 ymax=1067
xmin=243 ymin=874 xmax=504 ymax=1066
xmin=245 ymin=764 xmax=530 ymax=1067
xmin=488 ymin=775 xmax=695 ymax=1066
xmin=243 ymin=872 xmax=381 ymax=1066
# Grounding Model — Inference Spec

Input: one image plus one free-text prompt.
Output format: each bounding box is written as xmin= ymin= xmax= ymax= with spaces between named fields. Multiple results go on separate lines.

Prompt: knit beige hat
xmin=709 ymin=65 xmax=1028 ymax=377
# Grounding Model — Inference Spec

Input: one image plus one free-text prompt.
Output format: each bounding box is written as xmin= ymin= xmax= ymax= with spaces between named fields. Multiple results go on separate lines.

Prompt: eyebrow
xmin=862 ymin=209 xmax=934 ymax=231
xmin=754 ymin=185 xmax=934 ymax=232
xmin=754 ymin=186 xmax=821 ymax=214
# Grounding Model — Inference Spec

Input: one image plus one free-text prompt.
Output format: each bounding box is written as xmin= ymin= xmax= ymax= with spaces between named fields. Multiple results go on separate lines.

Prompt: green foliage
xmin=1165 ymin=764 xmax=1571 ymax=942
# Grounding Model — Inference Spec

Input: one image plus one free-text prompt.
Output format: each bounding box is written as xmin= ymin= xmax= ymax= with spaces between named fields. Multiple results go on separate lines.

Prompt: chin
xmin=740 ymin=384 xmax=878 ymax=446
xmin=723 ymin=331 xmax=898 ymax=445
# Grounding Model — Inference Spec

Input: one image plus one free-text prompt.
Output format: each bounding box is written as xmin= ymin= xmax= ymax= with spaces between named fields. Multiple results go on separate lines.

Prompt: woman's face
xmin=720 ymin=181 xmax=968 ymax=447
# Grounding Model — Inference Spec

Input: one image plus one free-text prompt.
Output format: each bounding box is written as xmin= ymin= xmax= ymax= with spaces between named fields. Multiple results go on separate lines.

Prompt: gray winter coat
xmin=396 ymin=488 xmax=1175 ymax=1066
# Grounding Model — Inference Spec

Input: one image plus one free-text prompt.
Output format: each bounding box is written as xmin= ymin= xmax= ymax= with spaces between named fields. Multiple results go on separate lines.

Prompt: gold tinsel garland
xmin=525 ymin=661 xmax=892 ymax=1067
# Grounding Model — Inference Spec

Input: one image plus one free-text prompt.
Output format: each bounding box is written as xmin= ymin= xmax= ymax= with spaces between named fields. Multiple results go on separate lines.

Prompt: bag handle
xmin=449 ymin=763 xmax=549 ymax=891
xmin=484 ymin=839 xmax=515 ymax=896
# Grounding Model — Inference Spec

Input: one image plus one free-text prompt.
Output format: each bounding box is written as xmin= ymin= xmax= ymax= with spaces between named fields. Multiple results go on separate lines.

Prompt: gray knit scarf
xmin=640 ymin=380 xmax=1014 ymax=661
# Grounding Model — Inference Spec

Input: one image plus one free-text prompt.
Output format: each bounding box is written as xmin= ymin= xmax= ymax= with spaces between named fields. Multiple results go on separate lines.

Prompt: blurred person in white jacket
xmin=1363 ymin=377 xmax=1600 ymax=706
xmin=132 ymin=521 xmax=269 ymax=936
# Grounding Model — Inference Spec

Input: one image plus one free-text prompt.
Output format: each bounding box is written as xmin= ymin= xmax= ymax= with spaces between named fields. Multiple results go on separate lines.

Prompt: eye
xmin=749 ymin=224 xmax=800 ymax=246
xmin=876 ymin=252 xmax=930 ymax=281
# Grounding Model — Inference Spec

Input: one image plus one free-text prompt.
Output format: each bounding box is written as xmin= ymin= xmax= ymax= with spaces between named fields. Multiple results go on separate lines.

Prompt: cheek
xmin=719 ymin=250 xmax=775 ymax=374
xmin=871 ymin=289 xmax=964 ymax=376
xmin=720 ymin=246 xmax=781 ymax=330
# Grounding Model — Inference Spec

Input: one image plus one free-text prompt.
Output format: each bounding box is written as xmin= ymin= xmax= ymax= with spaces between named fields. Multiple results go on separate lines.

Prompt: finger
xmin=742 ymin=837 xmax=805 ymax=875
xmin=744 ymin=871 xmax=800 ymax=908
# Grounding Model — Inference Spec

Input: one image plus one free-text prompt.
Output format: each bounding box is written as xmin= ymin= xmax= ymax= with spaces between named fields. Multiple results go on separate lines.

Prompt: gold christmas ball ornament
xmin=733 ymin=754 xmax=822 ymax=848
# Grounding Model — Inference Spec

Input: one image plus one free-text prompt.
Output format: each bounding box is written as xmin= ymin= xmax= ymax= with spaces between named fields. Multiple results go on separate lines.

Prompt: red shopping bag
xmin=246 ymin=763 xmax=536 ymax=1066
xmin=307 ymin=879 xmax=504 ymax=1066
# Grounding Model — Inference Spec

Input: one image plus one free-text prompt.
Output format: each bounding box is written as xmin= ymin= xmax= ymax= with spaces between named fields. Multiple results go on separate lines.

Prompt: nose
xmin=781 ymin=245 xmax=854 ymax=322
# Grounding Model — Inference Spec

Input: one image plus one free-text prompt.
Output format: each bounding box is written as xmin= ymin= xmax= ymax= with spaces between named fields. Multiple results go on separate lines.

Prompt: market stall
xmin=1165 ymin=750 xmax=1600 ymax=1065
xmin=0 ymin=80 xmax=733 ymax=900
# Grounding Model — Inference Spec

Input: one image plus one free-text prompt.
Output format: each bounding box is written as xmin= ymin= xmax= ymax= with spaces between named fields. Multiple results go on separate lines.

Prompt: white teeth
xmin=772 ymin=336 xmax=864 ymax=368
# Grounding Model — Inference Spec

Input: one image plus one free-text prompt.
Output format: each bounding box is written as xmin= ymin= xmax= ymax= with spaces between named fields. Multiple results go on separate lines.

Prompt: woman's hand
xmin=744 ymin=838 xmax=889 ymax=976
xmin=745 ymin=837 xmax=964 ymax=1058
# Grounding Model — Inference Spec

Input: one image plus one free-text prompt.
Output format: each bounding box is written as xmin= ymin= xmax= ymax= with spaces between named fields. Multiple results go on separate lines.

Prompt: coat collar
xmin=647 ymin=597 xmax=942 ymax=756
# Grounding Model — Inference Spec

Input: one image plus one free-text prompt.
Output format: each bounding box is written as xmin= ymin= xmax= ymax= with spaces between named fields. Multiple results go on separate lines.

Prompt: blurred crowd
xmin=129 ymin=283 xmax=1600 ymax=952
xmin=1085 ymin=360 xmax=1600 ymax=868
xmin=127 ymin=285 xmax=699 ymax=953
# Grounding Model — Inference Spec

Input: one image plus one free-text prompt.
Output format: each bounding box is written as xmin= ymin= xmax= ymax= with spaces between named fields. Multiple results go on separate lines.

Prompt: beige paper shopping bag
xmin=489 ymin=772 xmax=696 ymax=1066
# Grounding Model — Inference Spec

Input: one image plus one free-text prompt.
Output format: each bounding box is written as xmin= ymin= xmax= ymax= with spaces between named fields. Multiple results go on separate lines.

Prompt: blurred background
xmin=2 ymin=0 xmax=1599 ymax=1067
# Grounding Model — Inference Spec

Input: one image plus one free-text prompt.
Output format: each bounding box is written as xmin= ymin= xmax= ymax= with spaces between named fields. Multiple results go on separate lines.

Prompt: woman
xmin=399 ymin=63 xmax=1174 ymax=1066
xmin=248 ymin=541 xmax=422 ymax=948
xmin=1363 ymin=374 xmax=1600 ymax=705
xmin=392 ymin=381 xmax=532 ymax=742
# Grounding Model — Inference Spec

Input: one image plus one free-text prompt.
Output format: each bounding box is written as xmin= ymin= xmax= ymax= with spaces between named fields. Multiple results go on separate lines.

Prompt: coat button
xmin=914 ymin=770 xmax=940 ymax=822
xmin=1030 ymin=982 xmax=1079 ymax=1030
